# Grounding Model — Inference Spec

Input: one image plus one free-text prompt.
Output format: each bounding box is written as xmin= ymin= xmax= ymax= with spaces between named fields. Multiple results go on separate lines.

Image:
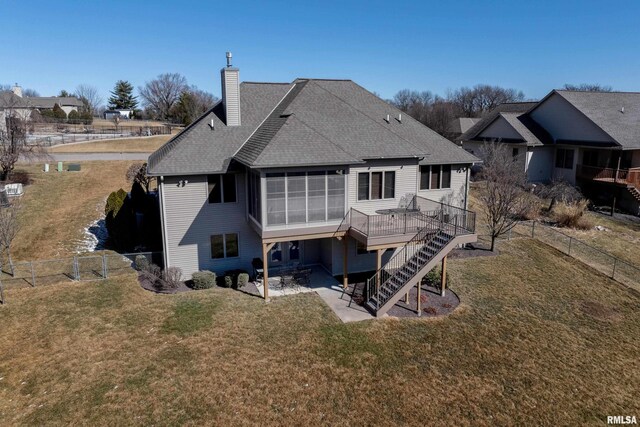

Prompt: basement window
xmin=211 ymin=233 xmax=239 ymax=259
xmin=555 ymin=148 xmax=574 ymax=170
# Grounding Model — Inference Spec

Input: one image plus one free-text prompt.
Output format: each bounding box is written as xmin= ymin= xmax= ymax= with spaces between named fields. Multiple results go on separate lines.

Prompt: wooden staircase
xmin=628 ymin=186 xmax=640 ymax=203
xmin=364 ymin=221 xmax=467 ymax=317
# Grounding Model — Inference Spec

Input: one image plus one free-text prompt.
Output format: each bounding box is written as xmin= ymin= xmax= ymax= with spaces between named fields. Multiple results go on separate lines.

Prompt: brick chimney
xmin=221 ymin=52 xmax=241 ymax=126
xmin=11 ymin=83 xmax=22 ymax=98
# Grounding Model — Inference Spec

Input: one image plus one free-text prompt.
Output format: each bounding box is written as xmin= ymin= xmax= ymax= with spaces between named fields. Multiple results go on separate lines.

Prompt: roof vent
xmin=397 ymin=113 xmax=402 ymax=123
xmin=384 ymin=114 xmax=390 ymax=123
xmin=209 ymin=119 xmax=215 ymax=130
xmin=621 ymin=107 xmax=625 ymax=114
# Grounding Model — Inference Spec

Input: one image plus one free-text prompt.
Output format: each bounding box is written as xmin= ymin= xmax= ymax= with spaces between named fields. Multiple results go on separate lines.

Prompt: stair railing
xmin=364 ymin=218 xmax=442 ymax=308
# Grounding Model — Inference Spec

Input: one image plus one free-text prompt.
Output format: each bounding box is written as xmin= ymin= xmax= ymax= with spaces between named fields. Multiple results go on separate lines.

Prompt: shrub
xmin=224 ymin=269 xmax=249 ymax=289
xmin=68 ymin=110 xmax=80 ymax=121
xmin=162 ymin=267 xmax=183 ymax=290
xmin=192 ymin=270 xmax=216 ymax=290
xmin=424 ymin=266 xmax=451 ymax=288
xmin=52 ymin=103 xmax=67 ymax=120
xmin=134 ymin=254 xmax=149 ymax=271
xmin=141 ymin=263 xmax=163 ymax=287
xmin=237 ymin=273 xmax=249 ymax=288
xmin=552 ymin=199 xmax=592 ymax=230
xmin=223 ymin=275 xmax=233 ymax=288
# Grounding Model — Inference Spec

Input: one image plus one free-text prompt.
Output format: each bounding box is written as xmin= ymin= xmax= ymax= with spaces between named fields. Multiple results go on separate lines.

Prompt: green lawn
xmin=0 ymin=239 xmax=637 ymax=425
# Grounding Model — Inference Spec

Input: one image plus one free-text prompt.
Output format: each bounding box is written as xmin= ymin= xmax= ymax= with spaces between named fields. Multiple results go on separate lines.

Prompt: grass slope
xmin=11 ymin=161 xmax=135 ymax=260
xmin=0 ymin=239 xmax=637 ymax=425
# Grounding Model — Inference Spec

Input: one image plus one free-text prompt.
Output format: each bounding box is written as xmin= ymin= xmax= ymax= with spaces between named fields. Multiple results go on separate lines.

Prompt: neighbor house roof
xmin=148 ymin=78 xmax=478 ymax=175
xmin=541 ymin=90 xmax=640 ymax=149
xmin=448 ymin=117 xmax=481 ymax=135
xmin=25 ymin=96 xmax=84 ymax=108
xmin=0 ymin=91 xmax=30 ymax=109
xmin=459 ymin=102 xmax=538 ymax=143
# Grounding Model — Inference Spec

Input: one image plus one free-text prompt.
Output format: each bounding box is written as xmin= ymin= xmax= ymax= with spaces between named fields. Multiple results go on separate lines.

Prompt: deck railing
xmin=348 ymin=197 xmax=476 ymax=238
xmin=577 ymin=164 xmax=640 ymax=188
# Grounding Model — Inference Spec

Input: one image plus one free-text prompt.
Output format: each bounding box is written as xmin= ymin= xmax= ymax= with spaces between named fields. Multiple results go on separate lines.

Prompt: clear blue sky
xmin=1 ymin=0 xmax=639 ymax=103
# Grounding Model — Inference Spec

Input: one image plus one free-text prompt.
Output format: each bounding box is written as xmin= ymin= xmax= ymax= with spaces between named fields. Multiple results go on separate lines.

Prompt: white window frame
xmin=419 ymin=165 xmax=452 ymax=190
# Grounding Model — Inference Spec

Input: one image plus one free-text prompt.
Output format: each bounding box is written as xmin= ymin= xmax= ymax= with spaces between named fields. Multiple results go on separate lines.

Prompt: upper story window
xmin=419 ymin=165 xmax=451 ymax=190
xmin=265 ymin=170 xmax=345 ymax=226
xmin=357 ymin=171 xmax=395 ymax=201
xmin=555 ymin=148 xmax=574 ymax=170
xmin=208 ymin=174 xmax=237 ymax=204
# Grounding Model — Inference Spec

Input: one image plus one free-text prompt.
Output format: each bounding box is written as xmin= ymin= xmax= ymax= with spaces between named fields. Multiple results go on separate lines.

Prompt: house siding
xmin=527 ymin=146 xmax=554 ymax=182
xmin=161 ymin=173 xmax=261 ymax=279
xmin=416 ymin=165 xmax=468 ymax=208
xmin=530 ymin=93 xmax=615 ymax=144
xmin=478 ymin=116 xmax=522 ymax=140
xmin=349 ymin=159 xmax=419 ymax=214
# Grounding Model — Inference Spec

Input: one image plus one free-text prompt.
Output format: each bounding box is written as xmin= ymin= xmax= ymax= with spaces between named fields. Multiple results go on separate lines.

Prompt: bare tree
xmin=22 ymin=88 xmax=39 ymax=97
xmin=479 ymin=142 xmax=536 ymax=251
xmin=451 ymin=85 xmax=525 ymax=117
xmin=562 ymin=83 xmax=613 ymax=92
xmin=0 ymin=97 xmax=48 ymax=181
xmin=0 ymin=200 xmax=21 ymax=276
xmin=172 ymin=86 xmax=218 ymax=125
xmin=126 ymin=162 xmax=151 ymax=192
xmin=139 ymin=73 xmax=188 ymax=121
xmin=75 ymin=84 xmax=103 ymax=115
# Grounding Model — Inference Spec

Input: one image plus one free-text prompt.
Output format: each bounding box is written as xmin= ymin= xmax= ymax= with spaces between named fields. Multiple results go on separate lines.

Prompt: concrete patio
xmin=255 ymin=265 xmax=376 ymax=323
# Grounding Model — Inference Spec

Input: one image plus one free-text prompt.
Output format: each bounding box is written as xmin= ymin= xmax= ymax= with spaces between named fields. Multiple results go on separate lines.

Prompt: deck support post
xmin=262 ymin=242 xmax=276 ymax=302
xmin=416 ymin=280 xmax=421 ymax=316
xmin=342 ymin=235 xmax=349 ymax=289
xmin=405 ymin=292 xmax=409 ymax=304
xmin=440 ymin=256 xmax=447 ymax=297
xmin=376 ymin=248 xmax=383 ymax=292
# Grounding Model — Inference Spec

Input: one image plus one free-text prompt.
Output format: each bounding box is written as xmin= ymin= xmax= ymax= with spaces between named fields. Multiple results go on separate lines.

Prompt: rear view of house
xmin=460 ymin=90 xmax=640 ymax=215
xmin=148 ymin=54 xmax=479 ymax=316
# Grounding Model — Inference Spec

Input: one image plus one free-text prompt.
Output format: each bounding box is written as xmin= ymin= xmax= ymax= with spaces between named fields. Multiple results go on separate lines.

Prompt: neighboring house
xmin=104 ymin=109 xmax=133 ymax=120
xmin=460 ymin=91 xmax=640 ymax=215
xmin=0 ymin=84 xmax=84 ymax=119
xmin=148 ymin=55 xmax=479 ymax=316
xmin=447 ymin=117 xmax=481 ymax=141
xmin=0 ymin=90 xmax=33 ymax=131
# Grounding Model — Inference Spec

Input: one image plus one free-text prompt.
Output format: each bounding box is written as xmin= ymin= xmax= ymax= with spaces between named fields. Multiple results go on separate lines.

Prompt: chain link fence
xmin=0 ymin=251 xmax=163 ymax=301
xmin=479 ymin=221 xmax=640 ymax=292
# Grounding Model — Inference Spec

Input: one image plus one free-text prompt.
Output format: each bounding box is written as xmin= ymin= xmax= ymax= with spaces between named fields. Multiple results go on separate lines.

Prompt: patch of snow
xmin=76 ymin=217 xmax=108 ymax=253
xmin=594 ymin=225 xmax=608 ymax=231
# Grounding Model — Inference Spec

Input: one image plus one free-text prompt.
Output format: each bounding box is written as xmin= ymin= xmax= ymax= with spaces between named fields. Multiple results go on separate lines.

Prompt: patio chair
xmin=293 ymin=269 xmax=311 ymax=287
xmin=280 ymin=272 xmax=299 ymax=292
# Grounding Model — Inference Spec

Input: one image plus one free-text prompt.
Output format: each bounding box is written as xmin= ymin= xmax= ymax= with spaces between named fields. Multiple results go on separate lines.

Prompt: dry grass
xmin=551 ymin=199 xmax=593 ymax=230
xmin=49 ymin=135 xmax=172 ymax=153
xmin=10 ymin=161 xmax=136 ymax=260
xmin=0 ymin=239 xmax=637 ymax=425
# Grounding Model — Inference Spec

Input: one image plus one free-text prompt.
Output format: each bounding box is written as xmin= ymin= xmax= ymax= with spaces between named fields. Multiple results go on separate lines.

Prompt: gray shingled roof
xmin=552 ymin=90 xmax=640 ymax=149
xmin=148 ymin=78 xmax=478 ymax=175
xmin=459 ymin=102 xmax=538 ymax=143
xmin=26 ymin=96 xmax=84 ymax=108
xmin=448 ymin=117 xmax=481 ymax=135
xmin=0 ymin=91 xmax=30 ymax=108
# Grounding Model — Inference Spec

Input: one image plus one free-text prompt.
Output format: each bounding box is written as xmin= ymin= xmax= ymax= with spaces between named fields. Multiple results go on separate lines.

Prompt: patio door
xmin=270 ymin=241 xmax=303 ymax=266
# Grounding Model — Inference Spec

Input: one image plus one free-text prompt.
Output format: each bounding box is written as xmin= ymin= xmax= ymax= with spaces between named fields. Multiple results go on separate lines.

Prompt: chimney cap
xmin=226 ymin=51 xmax=233 ymax=67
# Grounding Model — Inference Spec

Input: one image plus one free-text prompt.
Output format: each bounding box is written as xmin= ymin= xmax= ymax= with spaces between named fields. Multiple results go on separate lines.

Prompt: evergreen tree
xmin=108 ymin=80 xmax=138 ymax=110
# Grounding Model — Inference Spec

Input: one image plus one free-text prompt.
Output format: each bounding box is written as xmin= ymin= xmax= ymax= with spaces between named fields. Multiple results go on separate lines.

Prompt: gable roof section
xmin=149 ymin=78 xmax=479 ymax=175
xmin=459 ymin=102 xmax=538 ymax=142
xmin=549 ymin=90 xmax=640 ymax=149
xmin=26 ymin=96 xmax=84 ymax=108
xmin=148 ymin=82 xmax=293 ymax=175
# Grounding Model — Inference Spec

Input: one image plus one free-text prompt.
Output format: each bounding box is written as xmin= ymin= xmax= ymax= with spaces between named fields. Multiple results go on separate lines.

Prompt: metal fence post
xmin=531 ymin=221 xmax=535 ymax=238
xmin=102 ymin=254 xmax=108 ymax=279
xmin=30 ymin=262 xmax=36 ymax=287
xmin=612 ymin=258 xmax=617 ymax=280
xmin=568 ymin=237 xmax=572 ymax=256
xmin=73 ymin=256 xmax=79 ymax=281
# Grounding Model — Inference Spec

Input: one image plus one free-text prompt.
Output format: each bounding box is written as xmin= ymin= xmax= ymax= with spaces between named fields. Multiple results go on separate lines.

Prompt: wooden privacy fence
xmin=0 ymin=251 xmax=163 ymax=303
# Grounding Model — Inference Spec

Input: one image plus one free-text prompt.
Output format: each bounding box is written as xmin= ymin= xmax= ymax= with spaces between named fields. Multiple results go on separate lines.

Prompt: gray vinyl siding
xmin=416 ymin=165 xmax=468 ymax=208
xmin=478 ymin=116 xmax=522 ymax=140
xmin=530 ymin=93 xmax=614 ymax=144
xmin=161 ymin=173 xmax=261 ymax=279
xmin=527 ymin=146 xmax=555 ymax=182
xmin=349 ymin=159 xmax=419 ymax=214
xmin=221 ymin=68 xmax=241 ymax=126
xmin=328 ymin=238 xmax=394 ymax=276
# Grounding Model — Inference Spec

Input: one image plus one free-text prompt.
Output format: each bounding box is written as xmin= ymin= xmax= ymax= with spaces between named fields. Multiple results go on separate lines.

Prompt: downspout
xmin=158 ymin=176 xmax=170 ymax=269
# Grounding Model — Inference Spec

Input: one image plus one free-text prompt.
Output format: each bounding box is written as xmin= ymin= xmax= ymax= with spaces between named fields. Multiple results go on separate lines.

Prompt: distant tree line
xmin=388 ymin=82 xmax=613 ymax=139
